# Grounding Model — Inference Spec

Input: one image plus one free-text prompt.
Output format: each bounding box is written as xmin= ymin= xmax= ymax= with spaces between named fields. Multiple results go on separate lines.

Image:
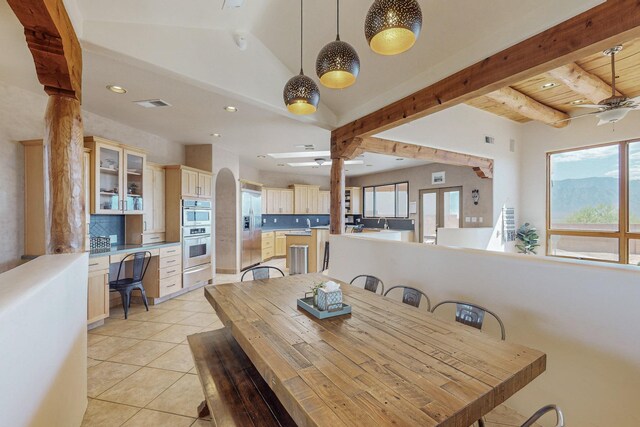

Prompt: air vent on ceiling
xmin=295 ymin=144 xmax=316 ymax=151
xmin=134 ymin=99 xmax=172 ymax=108
xmin=484 ymin=135 xmax=495 ymax=144
xmin=222 ymin=0 xmax=244 ymax=9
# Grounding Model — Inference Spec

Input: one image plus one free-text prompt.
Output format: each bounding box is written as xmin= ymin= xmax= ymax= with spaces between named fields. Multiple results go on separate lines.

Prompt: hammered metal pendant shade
xmin=283 ymin=72 xmax=320 ymax=115
xmin=365 ymin=0 xmax=422 ymax=56
xmin=316 ymin=38 xmax=360 ymax=89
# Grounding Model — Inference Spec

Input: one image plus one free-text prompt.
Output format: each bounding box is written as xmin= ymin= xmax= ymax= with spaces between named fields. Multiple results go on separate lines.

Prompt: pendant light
xmin=316 ymin=0 xmax=360 ymax=89
xmin=365 ymin=0 xmax=422 ymax=56
xmin=283 ymin=0 xmax=320 ymax=115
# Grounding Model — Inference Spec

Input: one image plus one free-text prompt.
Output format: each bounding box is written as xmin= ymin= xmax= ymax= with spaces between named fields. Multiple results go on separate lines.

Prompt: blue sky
xmin=551 ymin=143 xmax=640 ymax=181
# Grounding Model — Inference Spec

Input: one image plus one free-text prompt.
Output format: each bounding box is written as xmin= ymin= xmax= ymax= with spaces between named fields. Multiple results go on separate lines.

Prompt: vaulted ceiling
xmin=1 ymin=0 xmax=608 ymax=175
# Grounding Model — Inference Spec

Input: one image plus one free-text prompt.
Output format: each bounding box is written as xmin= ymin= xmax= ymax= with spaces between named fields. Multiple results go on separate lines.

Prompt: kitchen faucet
xmin=306 ymin=218 xmax=311 ymax=228
xmin=377 ymin=216 xmax=390 ymax=230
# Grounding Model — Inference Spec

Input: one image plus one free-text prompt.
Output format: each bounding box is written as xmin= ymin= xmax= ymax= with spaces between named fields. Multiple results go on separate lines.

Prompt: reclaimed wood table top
xmin=204 ymin=273 xmax=546 ymax=427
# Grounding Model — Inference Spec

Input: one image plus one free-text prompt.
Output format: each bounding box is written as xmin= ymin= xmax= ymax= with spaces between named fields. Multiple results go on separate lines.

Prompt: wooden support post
xmin=44 ymin=95 xmax=85 ymax=253
xmin=7 ymin=0 xmax=84 ymax=254
xmin=330 ymin=158 xmax=345 ymax=235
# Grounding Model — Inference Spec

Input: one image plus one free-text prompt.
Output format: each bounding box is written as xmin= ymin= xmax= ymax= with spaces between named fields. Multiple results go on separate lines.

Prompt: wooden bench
xmin=187 ymin=329 xmax=296 ymax=427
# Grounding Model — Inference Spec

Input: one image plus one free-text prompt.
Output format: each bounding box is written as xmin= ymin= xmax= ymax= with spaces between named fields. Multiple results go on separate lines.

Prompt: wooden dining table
xmin=204 ymin=273 xmax=546 ymax=427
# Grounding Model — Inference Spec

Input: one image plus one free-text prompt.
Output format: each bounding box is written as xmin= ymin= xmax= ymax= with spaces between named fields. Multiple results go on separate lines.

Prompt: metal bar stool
xmin=241 ymin=266 xmax=285 ymax=282
xmin=478 ymin=404 xmax=564 ymax=427
xmin=109 ymin=251 xmax=151 ymax=319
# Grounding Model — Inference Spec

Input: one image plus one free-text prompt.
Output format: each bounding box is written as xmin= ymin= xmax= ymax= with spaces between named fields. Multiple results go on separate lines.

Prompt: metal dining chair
xmin=322 ymin=242 xmax=330 ymax=271
xmin=109 ymin=251 xmax=151 ymax=319
xmin=241 ymin=266 xmax=285 ymax=282
xmin=478 ymin=404 xmax=564 ymax=427
xmin=384 ymin=286 xmax=431 ymax=311
xmin=431 ymin=300 xmax=506 ymax=340
xmin=350 ymin=275 xmax=384 ymax=295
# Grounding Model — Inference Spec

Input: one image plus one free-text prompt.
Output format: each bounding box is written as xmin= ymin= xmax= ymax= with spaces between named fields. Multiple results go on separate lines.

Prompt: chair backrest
xmin=350 ymin=275 xmax=384 ymax=295
xmin=431 ymin=300 xmax=506 ymax=340
xmin=384 ymin=286 xmax=431 ymax=311
xmin=322 ymin=241 xmax=330 ymax=271
xmin=521 ymin=404 xmax=564 ymax=427
xmin=116 ymin=251 xmax=151 ymax=283
xmin=241 ymin=266 xmax=285 ymax=282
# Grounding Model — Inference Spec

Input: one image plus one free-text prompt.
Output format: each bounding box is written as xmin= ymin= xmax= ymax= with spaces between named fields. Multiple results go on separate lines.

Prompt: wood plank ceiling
xmin=467 ymin=37 xmax=640 ymax=124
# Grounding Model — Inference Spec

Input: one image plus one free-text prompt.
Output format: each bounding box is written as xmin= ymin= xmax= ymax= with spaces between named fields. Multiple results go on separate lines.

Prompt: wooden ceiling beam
xmin=547 ymin=62 xmax=622 ymax=103
xmin=6 ymin=0 xmax=82 ymax=102
xmin=332 ymin=0 xmax=640 ymax=148
xmin=356 ymin=136 xmax=494 ymax=178
xmin=484 ymin=87 xmax=569 ymax=128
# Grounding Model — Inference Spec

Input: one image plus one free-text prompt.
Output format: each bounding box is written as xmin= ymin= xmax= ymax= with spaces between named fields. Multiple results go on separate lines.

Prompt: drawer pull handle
xmin=150 ymin=237 xmax=160 ymax=240
xmin=89 ymin=263 xmax=99 ymax=267
xmin=167 ymin=249 xmax=176 ymax=253
xmin=167 ymin=270 xmax=176 ymax=274
xmin=166 ymin=260 xmax=176 ymax=264
xmin=167 ymin=284 xmax=176 ymax=288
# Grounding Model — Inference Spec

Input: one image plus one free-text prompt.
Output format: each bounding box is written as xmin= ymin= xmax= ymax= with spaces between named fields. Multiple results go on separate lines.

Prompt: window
xmin=547 ymin=140 xmax=640 ymax=264
xmin=363 ymin=182 xmax=409 ymax=218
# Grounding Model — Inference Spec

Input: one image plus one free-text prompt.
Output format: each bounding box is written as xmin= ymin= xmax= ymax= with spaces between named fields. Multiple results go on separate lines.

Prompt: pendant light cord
xmin=299 ymin=0 xmax=303 ymax=74
xmin=336 ymin=0 xmax=340 ymax=41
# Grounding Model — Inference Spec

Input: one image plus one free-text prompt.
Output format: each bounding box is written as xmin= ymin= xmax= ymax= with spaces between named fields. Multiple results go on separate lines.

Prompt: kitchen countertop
xmin=89 ymin=241 xmax=181 ymax=258
xmin=262 ymin=226 xmax=329 ymax=232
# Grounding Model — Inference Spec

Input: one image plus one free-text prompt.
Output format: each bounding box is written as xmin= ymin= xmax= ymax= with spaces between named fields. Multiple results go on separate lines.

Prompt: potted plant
xmin=516 ymin=223 xmax=540 ymax=255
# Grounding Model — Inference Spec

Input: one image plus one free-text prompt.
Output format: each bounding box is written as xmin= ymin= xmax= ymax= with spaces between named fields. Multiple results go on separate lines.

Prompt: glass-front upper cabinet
xmin=123 ymin=150 xmax=145 ymax=213
xmin=96 ymin=144 xmax=123 ymax=214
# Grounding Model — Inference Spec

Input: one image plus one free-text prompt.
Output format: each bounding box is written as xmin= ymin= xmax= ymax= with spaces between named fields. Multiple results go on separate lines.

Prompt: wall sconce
xmin=472 ymin=189 xmax=480 ymax=205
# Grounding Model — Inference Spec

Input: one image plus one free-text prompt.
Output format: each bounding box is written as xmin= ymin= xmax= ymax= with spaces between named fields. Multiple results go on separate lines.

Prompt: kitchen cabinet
xmin=262 ymin=231 xmax=275 ymax=261
xmin=265 ymin=188 xmax=294 ymax=214
xmin=142 ymin=163 xmax=166 ymax=244
xmin=318 ymin=191 xmax=330 ymax=215
xmin=345 ymin=187 xmax=362 ymax=215
xmin=85 ymin=137 xmax=146 ymax=215
xmin=291 ymin=184 xmax=320 ymax=214
xmin=87 ymin=256 xmax=110 ymax=325
xmin=179 ymin=167 xmax=211 ymax=199
xmin=275 ymin=231 xmax=288 ymax=257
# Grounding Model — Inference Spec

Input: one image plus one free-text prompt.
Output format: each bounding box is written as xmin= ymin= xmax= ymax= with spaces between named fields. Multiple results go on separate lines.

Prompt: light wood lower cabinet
xmin=145 ymin=244 xmax=183 ymax=299
xmin=88 ymin=256 xmax=110 ymax=325
xmin=262 ymin=232 xmax=275 ymax=261
xmin=275 ymin=232 xmax=287 ymax=257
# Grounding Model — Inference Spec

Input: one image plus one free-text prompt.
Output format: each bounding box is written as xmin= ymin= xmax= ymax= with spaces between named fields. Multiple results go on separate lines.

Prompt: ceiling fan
xmin=559 ymin=45 xmax=640 ymax=126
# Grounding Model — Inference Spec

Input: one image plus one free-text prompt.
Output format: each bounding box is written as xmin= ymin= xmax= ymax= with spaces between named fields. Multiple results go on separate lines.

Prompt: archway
xmin=215 ymin=168 xmax=237 ymax=273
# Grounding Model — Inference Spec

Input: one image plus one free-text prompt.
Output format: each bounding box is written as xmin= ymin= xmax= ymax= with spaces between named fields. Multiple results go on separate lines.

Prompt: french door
xmin=419 ymin=187 xmax=463 ymax=244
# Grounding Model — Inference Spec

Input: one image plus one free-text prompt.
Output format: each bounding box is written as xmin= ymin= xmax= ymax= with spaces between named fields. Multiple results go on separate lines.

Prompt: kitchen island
xmin=285 ymin=226 xmax=329 ymax=273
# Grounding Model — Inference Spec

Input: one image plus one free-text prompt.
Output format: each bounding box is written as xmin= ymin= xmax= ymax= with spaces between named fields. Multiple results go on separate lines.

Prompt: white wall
xmin=213 ymin=145 xmax=242 ymax=273
xmin=0 ymin=80 xmax=184 ymax=272
xmin=0 ymin=253 xmax=88 ymax=427
xmin=520 ymin=111 xmax=640 ymax=252
xmin=329 ymin=235 xmax=640 ymax=427
xmin=379 ymin=104 xmax=523 ymax=251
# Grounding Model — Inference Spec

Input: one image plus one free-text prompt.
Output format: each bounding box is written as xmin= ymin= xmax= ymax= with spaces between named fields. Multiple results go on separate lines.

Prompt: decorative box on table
xmin=297 ymin=281 xmax=352 ymax=319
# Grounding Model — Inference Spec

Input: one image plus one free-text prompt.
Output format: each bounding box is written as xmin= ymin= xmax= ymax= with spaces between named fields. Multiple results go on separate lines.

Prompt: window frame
xmin=546 ymin=139 xmax=640 ymax=264
xmin=362 ymin=181 xmax=410 ymax=219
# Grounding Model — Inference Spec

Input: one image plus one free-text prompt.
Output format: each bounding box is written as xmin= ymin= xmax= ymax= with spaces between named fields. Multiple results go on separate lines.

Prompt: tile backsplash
xmin=262 ymin=214 xmax=330 ymax=230
xmin=89 ymin=215 xmax=125 ymax=245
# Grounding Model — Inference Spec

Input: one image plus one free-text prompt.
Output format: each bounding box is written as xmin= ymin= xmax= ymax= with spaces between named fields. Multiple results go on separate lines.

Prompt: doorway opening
xmin=419 ymin=186 xmax=462 ymax=244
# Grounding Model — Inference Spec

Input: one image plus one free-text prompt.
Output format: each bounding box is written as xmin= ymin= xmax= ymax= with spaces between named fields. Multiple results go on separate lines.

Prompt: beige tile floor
xmin=82 ymin=258 xmax=287 ymax=426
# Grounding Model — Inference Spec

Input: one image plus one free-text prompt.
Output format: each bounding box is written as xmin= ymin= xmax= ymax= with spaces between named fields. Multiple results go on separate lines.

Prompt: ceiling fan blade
xmin=572 ymin=104 xmax=606 ymax=109
xmin=553 ymin=111 xmax=599 ymax=125
xmin=596 ymin=108 xmax=633 ymax=126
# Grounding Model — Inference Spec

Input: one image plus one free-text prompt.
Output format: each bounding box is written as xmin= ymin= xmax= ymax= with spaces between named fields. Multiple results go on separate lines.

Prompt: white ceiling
xmin=0 ymin=0 xmax=603 ymax=176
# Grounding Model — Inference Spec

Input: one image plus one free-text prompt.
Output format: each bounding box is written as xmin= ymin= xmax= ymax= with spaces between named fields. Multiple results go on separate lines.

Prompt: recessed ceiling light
xmin=257 ymin=155 xmax=266 ymax=159
xmin=569 ymin=99 xmax=585 ymax=105
xmin=224 ymin=106 xmax=238 ymax=112
xmin=210 ymin=133 xmax=221 ymax=137
xmin=268 ymin=151 xmax=331 ymax=159
xmin=106 ymin=85 xmax=127 ymax=94
xmin=541 ymin=82 xmax=558 ymax=89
